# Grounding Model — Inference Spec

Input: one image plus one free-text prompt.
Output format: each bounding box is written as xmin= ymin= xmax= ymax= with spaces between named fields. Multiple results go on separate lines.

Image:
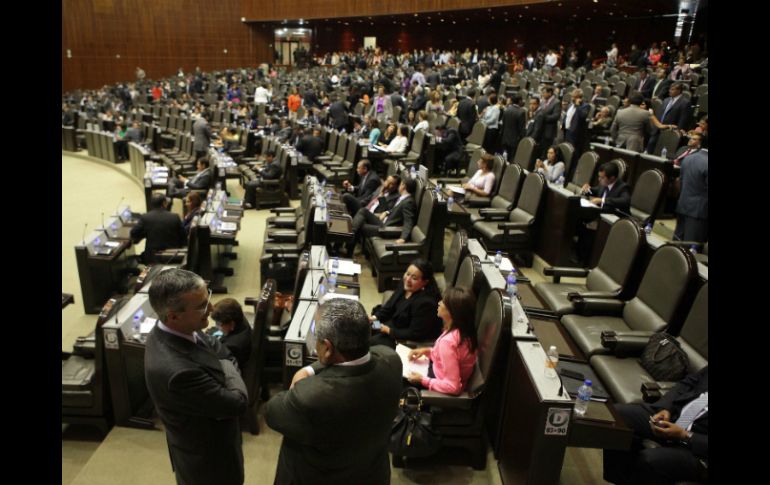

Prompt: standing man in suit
xmin=603 ymin=366 xmax=708 ymax=485
xmin=266 ymin=298 xmax=402 ymax=485
xmin=145 ymin=269 xmax=248 ymax=485
xmin=674 ymin=135 xmax=708 ymax=242
xmin=563 ymin=89 xmax=591 ymax=157
xmin=193 ymin=111 xmax=212 ymax=160
xmin=632 ymin=69 xmax=654 ymax=100
xmin=341 ymin=160 xmax=381 ymax=215
xmin=539 ymin=86 xmax=561 ymax=158
xmin=210 ymin=298 xmax=252 ymax=371
xmin=611 ymin=93 xmax=652 ymax=153
xmin=457 ymin=88 xmax=479 ymax=142
xmin=130 ymin=193 xmax=186 ymax=264
xmin=526 ymin=97 xmax=544 ymax=157
xmin=328 ymin=95 xmax=349 ymax=132
xmin=500 ymin=94 xmax=526 ymax=162
xmin=296 ymin=128 xmax=324 ymax=163
xmin=168 ymin=157 xmax=212 ymax=199
xmin=646 ymin=82 xmax=691 ymax=153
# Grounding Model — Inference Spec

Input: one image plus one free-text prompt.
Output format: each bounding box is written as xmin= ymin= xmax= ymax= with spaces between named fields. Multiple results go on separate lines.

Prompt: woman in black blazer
xmin=369 ymin=259 xmax=442 ymax=348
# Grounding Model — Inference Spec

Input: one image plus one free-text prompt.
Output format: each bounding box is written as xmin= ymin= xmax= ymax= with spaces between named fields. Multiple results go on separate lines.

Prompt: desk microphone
xmin=115 ymin=196 xmax=125 ymax=216
xmin=100 ymin=212 xmax=106 ymax=231
xmin=81 ymin=222 xmax=88 ymax=246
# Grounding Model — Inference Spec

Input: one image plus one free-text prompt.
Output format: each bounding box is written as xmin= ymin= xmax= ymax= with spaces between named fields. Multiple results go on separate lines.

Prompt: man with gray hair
xmin=144 ymin=268 xmax=248 ymax=485
xmin=266 ymin=298 xmax=402 ymax=484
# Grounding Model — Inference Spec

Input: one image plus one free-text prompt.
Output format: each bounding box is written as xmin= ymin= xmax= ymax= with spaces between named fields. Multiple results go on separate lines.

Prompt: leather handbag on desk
xmin=389 ymin=387 xmax=441 ymax=458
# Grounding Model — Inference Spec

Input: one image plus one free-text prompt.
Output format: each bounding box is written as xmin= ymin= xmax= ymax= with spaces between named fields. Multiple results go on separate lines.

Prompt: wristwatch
xmin=681 ymin=430 xmax=694 ymax=447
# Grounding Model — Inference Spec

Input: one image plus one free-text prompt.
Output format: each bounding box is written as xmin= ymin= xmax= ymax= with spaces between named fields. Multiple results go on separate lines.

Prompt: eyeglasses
xmin=194 ymin=288 xmax=213 ymax=315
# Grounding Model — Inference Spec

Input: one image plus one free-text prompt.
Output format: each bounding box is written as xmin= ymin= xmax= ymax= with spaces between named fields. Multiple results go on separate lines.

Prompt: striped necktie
xmin=675 ymin=392 xmax=708 ymax=430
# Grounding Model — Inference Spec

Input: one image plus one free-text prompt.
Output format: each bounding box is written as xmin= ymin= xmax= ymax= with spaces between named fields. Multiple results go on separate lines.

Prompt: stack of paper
xmin=396 ymin=343 xmax=430 ymax=379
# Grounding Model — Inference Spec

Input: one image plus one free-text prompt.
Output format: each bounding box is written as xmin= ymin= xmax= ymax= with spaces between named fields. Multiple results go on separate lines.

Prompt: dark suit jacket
xmin=564 ymin=102 xmax=590 ymax=150
xmin=676 ymin=149 xmax=708 ymax=219
xmin=145 ymin=327 xmax=248 ymax=485
xmin=187 ymin=167 xmax=212 ymax=190
xmin=540 ymin=97 xmax=561 ymax=140
xmin=329 ymin=101 xmax=349 ymax=131
xmin=193 ymin=118 xmax=212 ymax=152
xmin=265 ymin=346 xmax=402 ymax=485
xmin=526 ymin=110 xmax=545 ymax=142
xmin=260 ymin=160 xmax=282 ymax=180
xmin=651 ymin=366 xmax=708 ymax=459
xmin=501 ymin=104 xmax=526 ymax=149
xmin=220 ymin=320 xmax=252 ymax=372
xmin=652 ymin=78 xmax=674 ymax=100
xmin=390 ymin=94 xmax=407 ymax=121
xmin=384 ymin=195 xmax=417 ymax=240
xmin=657 ymin=95 xmax=691 ymax=131
xmin=589 ymin=180 xmax=632 ymax=214
xmin=130 ymin=209 xmax=186 ymax=262
xmin=352 ymin=171 xmax=381 ymax=205
xmin=374 ymin=285 xmax=442 ymax=342
xmin=296 ymin=135 xmax=323 ymax=162
xmin=373 ymin=191 xmax=400 ymax=214
xmin=633 ymin=76 xmax=654 ymax=99
xmin=457 ymin=97 xmax=478 ymax=139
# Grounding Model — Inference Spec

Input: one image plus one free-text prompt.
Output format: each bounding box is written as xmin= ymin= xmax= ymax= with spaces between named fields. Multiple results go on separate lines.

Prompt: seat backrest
xmin=465 ymin=147 xmax=484 ymax=176
xmin=326 ymin=130 xmax=338 ymax=153
xmin=512 ymin=136 xmax=536 ymax=168
xmin=556 ymin=142 xmax=575 ymax=176
xmin=654 ymin=130 xmax=680 ymax=157
xmin=630 ymin=169 xmax=665 ymax=224
xmin=622 ymin=245 xmax=696 ymax=332
xmin=492 ymin=162 xmax=522 ymax=209
xmin=489 ymin=154 xmax=506 ymax=196
xmin=467 ymin=289 xmax=511 ymax=394
xmin=588 ymin=218 xmax=644 ymax=293
xmin=455 ymin=254 xmax=483 ymax=292
xmin=676 ymin=281 xmax=708 ymax=371
xmin=467 ymin=120 xmax=486 ymax=146
xmin=443 ymin=230 xmax=469 ymax=288
xmin=610 ymin=158 xmax=627 ymax=181
xmin=446 ymin=116 xmax=460 ymax=131
xmin=510 ymin=172 xmax=544 ymax=224
xmin=410 ymin=189 xmax=436 ymax=244
xmin=410 ymin=129 xmax=425 ymax=156
xmin=242 ymin=279 xmax=276 ymax=405
xmin=567 ymin=151 xmax=598 ymax=193
xmin=335 ymin=133 xmax=348 ymax=158
xmin=607 ymin=95 xmax=621 ymax=110
xmin=345 ymin=134 xmax=358 ymax=163
xmin=392 ymin=105 xmax=402 ymax=123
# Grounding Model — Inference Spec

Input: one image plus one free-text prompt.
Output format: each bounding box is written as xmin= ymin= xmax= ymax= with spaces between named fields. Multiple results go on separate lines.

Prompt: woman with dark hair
xmin=535 ymin=145 xmax=566 ymax=183
xmin=407 ymin=287 xmax=478 ymax=395
xmin=210 ymin=298 xmax=252 ymax=370
xmin=463 ymin=153 xmax=496 ymax=197
xmin=369 ymin=259 xmax=442 ymax=348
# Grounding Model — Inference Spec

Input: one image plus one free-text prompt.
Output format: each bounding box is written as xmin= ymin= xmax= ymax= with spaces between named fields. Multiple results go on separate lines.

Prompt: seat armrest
xmin=421 ymin=390 xmax=477 ymax=410
xmin=478 ymin=208 xmax=510 ymax=220
xmin=601 ymin=330 xmax=653 ymax=356
xmin=567 ymin=290 xmax=620 ymax=301
xmin=324 ymin=160 xmax=344 ymax=167
xmin=244 ymin=296 xmax=258 ymax=307
xmin=269 ymin=207 xmax=297 ymax=214
xmin=465 ymin=195 xmax=491 ymax=208
xmin=545 ymin=266 xmax=590 ymax=283
xmin=571 ymin=296 xmax=625 ymax=316
xmin=260 ymin=179 xmax=282 ymax=188
xmin=377 ymin=227 xmax=403 ymax=238
xmin=497 ymin=222 xmax=530 ymax=230
xmin=436 ymin=178 xmax=462 ymax=185
xmin=385 ymin=242 xmax=423 ymax=252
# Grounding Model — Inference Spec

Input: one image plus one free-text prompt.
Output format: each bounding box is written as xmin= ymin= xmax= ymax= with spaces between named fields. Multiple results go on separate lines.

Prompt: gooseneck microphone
xmin=81 ymin=222 xmax=88 ymax=246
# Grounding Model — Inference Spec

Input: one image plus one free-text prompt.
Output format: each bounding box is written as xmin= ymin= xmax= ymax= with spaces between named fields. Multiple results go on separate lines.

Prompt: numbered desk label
xmin=104 ymin=329 xmax=119 ymax=350
xmin=285 ymin=343 xmax=303 ymax=367
xmin=544 ymin=408 xmax=570 ymax=436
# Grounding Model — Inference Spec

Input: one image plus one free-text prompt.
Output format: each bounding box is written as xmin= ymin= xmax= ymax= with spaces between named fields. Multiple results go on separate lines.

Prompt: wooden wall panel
xmin=241 ymin=0 xmax=546 ymax=21
xmin=62 ymin=0 xmax=273 ymax=92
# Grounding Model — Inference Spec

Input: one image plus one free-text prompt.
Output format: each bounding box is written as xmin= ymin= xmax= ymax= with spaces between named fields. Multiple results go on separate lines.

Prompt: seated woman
xmin=535 ymin=146 xmax=566 ymax=183
xmin=406 ymin=287 xmax=478 ymax=395
xmin=369 ymin=259 xmax=442 ymax=349
xmin=210 ymin=298 xmax=252 ymax=371
xmin=463 ymin=153 xmax=496 ymax=197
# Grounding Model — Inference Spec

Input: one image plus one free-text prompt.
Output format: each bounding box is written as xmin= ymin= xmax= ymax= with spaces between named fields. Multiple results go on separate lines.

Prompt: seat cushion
xmin=473 ymin=221 xmax=526 ymax=243
xmin=62 ymin=356 xmax=95 ymax=408
xmin=561 ymin=314 xmax=630 ymax=357
xmin=534 ymin=282 xmax=588 ymax=316
xmin=590 ymin=355 xmax=652 ymax=404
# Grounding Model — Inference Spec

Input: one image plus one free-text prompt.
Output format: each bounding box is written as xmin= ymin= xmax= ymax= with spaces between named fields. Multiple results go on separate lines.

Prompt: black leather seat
xmin=565 ymin=151 xmax=599 ymax=194
xmin=466 ymin=162 xmax=523 ymax=224
xmin=439 ymin=229 xmax=469 ymax=292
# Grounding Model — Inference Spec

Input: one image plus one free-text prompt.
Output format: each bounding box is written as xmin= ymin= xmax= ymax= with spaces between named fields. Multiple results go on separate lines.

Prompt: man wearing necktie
xmin=646 ymin=82 xmax=691 ymax=153
xmin=603 ymin=366 xmax=708 ymax=485
xmin=539 ymin=86 xmax=561 ymax=158
xmin=341 ymin=160 xmax=381 ymax=216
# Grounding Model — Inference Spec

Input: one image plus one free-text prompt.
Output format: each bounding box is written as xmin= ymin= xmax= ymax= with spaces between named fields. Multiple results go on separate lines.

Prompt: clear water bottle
xmin=318 ymin=283 xmax=326 ymax=297
xmin=503 ymin=150 xmax=508 ymax=160
xmin=574 ymin=379 xmax=593 ymax=416
xmin=434 ymin=185 xmax=442 ymax=200
xmin=661 ymin=147 xmax=668 ymax=159
xmin=506 ymin=272 xmax=518 ymax=300
xmin=320 ymin=197 xmax=327 ymax=210
xmin=690 ymin=244 xmax=698 ymax=255
xmin=327 ymin=271 xmax=337 ymax=293
xmin=494 ymin=250 xmax=503 ymax=268
xmin=447 ymin=196 xmax=454 ymax=210
xmin=215 ymin=181 xmax=222 ymax=190
xmin=544 ymin=345 xmax=558 ymax=379
xmin=644 ymin=223 xmax=653 ymax=235
xmin=332 ymin=257 xmax=340 ymax=272
xmin=326 ymin=189 xmax=332 ymax=202
xmin=410 ymin=165 xmax=417 ymax=179
xmin=325 ymin=208 xmax=330 ymax=223
xmin=132 ymin=316 xmax=141 ymax=341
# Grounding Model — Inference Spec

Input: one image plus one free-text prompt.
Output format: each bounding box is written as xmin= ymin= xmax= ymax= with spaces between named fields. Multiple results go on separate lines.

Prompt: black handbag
xmin=639 ymin=332 xmax=689 ymax=382
xmin=389 ymin=387 xmax=441 ymax=458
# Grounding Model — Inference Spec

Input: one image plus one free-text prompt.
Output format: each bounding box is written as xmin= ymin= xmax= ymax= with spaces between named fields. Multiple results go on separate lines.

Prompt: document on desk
xmin=396 ymin=344 xmax=430 ymax=379
xmin=580 ymin=198 xmax=599 ymax=209
xmin=140 ymin=318 xmax=158 ymax=334
xmin=218 ymin=221 xmax=237 ymax=232
xmin=326 ymin=260 xmax=361 ymax=275
xmin=104 ymin=241 xmax=121 ymax=248
xmin=486 ymin=255 xmax=514 ymax=272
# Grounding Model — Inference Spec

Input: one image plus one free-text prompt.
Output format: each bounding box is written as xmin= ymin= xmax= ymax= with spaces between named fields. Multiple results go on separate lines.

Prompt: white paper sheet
xmin=326 ymin=260 xmax=361 ymax=275
xmin=580 ymin=198 xmax=599 ymax=208
xmin=396 ymin=343 xmax=431 ymax=379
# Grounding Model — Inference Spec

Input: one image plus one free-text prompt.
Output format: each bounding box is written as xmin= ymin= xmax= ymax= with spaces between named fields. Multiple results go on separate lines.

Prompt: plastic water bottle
xmin=132 ymin=316 xmax=141 ymax=341
xmin=447 ymin=196 xmax=454 ymax=210
xmin=318 ymin=283 xmax=326 ymax=297
xmin=503 ymin=150 xmax=508 ymax=160
xmin=434 ymin=185 xmax=442 ymax=200
xmin=327 ymin=271 xmax=337 ymax=293
xmin=332 ymin=257 xmax=340 ymax=272
xmin=410 ymin=165 xmax=417 ymax=179
xmin=544 ymin=345 xmax=558 ymax=379
xmin=574 ymin=380 xmax=593 ymax=416
xmin=320 ymin=197 xmax=327 ymax=210
xmin=690 ymin=244 xmax=698 ymax=255
xmin=326 ymin=190 xmax=332 ymax=202
xmin=661 ymin=147 xmax=668 ymax=159
xmin=494 ymin=250 xmax=503 ymax=268
xmin=644 ymin=223 xmax=653 ymax=235
xmin=506 ymin=272 xmax=518 ymax=300
xmin=215 ymin=181 xmax=222 ymax=190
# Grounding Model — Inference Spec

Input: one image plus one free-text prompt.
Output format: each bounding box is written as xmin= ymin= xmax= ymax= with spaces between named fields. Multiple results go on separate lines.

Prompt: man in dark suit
xmin=130 ymin=193 xmax=186 ymax=264
xmin=243 ymin=149 xmax=282 ymax=208
xmin=581 ymin=161 xmax=631 ymax=214
xmin=210 ymin=298 xmax=252 ymax=371
xmin=525 ymin=97 xmax=544 ymax=148
xmin=328 ymin=96 xmax=349 ymax=132
xmin=563 ymin=89 xmax=591 ymax=157
xmin=539 ymin=86 xmax=561 ymax=158
xmin=603 ymin=366 xmax=708 ymax=485
xmin=303 ymin=86 xmax=320 ymax=109
xmin=145 ymin=269 xmax=248 ymax=485
xmin=500 ymin=94 xmax=526 ymax=162
xmin=265 ymin=298 xmax=402 ymax=485
xmin=193 ymin=111 xmax=212 ymax=159
xmin=651 ymin=68 xmax=674 ymax=100
xmin=435 ymin=125 xmax=465 ymax=175
xmin=296 ymin=128 xmax=324 ymax=163
xmin=167 ymin=157 xmax=213 ymax=198
xmin=674 ymin=136 xmax=708 ymax=242
xmin=341 ymin=160 xmax=381 ymax=215
xmin=646 ymin=82 xmax=691 ymax=153
xmin=632 ymin=69 xmax=654 ymax=100
xmin=457 ymin=88 xmax=479 ymax=142
xmin=390 ymin=92 xmax=407 ymax=122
